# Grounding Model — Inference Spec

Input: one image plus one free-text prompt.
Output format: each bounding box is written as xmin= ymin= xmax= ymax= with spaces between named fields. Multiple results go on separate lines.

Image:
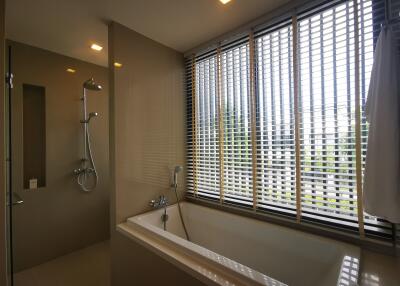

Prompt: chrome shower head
xmin=83 ymin=78 xmax=102 ymax=91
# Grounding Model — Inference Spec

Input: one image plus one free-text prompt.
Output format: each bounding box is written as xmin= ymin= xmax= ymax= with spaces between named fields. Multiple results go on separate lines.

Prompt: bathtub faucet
xmin=149 ymin=195 xmax=168 ymax=209
xmin=149 ymin=195 xmax=169 ymax=230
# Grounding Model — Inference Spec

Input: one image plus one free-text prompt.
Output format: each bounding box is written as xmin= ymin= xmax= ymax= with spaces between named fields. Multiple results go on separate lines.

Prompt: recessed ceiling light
xmin=90 ymin=43 xmax=103 ymax=51
xmin=66 ymin=68 xmax=76 ymax=73
xmin=114 ymin=62 xmax=122 ymax=68
xmin=219 ymin=0 xmax=231 ymax=4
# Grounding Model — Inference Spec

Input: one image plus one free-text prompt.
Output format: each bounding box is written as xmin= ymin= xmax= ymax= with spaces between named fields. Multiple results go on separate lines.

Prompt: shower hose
xmin=77 ymin=126 xmax=98 ymax=192
xmin=173 ymin=184 xmax=190 ymax=241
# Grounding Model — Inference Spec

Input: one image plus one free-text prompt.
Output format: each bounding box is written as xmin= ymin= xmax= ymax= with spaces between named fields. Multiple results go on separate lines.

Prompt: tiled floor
xmin=14 ymin=241 xmax=110 ymax=286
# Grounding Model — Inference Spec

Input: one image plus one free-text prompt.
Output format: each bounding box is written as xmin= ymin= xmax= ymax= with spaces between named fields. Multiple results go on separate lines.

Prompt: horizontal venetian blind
xmin=187 ymin=55 xmax=221 ymax=200
xmin=297 ymin=1 xmax=360 ymax=228
xmin=386 ymin=0 xmax=400 ymax=52
xmin=186 ymin=0 xmax=395 ymax=239
xmin=255 ymin=23 xmax=297 ymax=215
xmin=221 ymin=40 xmax=254 ymax=205
xmin=186 ymin=57 xmax=195 ymax=196
xmin=296 ymin=0 xmax=392 ymax=236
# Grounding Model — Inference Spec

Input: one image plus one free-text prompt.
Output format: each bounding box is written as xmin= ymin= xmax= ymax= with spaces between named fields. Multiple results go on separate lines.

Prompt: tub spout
xmin=149 ymin=195 xmax=168 ymax=209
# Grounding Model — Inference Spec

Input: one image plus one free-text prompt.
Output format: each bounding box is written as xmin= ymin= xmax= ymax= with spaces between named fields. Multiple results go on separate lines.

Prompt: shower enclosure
xmin=74 ymin=78 xmax=102 ymax=192
xmin=4 ymin=39 xmax=110 ymax=286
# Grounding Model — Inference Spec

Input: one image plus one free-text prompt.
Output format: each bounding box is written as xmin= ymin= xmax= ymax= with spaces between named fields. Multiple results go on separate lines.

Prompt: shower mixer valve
xmin=149 ymin=195 xmax=168 ymax=209
xmin=73 ymin=167 xmax=95 ymax=175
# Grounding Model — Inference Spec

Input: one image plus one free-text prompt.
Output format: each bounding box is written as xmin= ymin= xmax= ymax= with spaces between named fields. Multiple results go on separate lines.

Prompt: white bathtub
xmin=117 ymin=202 xmax=360 ymax=286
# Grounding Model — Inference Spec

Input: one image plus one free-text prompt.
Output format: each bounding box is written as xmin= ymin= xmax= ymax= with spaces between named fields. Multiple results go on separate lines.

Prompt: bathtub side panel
xmin=111 ymin=231 xmax=206 ymax=286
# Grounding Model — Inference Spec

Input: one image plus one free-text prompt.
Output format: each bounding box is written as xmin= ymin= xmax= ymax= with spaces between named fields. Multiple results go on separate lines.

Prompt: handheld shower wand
xmin=173 ymin=166 xmax=183 ymax=187
xmin=172 ymin=166 xmax=190 ymax=241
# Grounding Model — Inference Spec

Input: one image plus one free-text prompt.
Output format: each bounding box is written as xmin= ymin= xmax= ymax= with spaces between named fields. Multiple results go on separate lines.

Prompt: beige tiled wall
xmin=109 ymin=22 xmax=204 ymax=285
xmin=110 ymin=22 xmax=187 ymax=226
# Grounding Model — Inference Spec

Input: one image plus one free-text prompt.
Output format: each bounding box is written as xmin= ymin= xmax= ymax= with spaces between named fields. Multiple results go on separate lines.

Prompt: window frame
xmin=186 ymin=0 xmax=398 ymax=246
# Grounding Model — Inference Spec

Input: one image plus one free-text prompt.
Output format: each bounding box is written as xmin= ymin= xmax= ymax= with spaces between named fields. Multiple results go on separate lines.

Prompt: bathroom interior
xmin=0 ymin=0 xmax=400 ymax=285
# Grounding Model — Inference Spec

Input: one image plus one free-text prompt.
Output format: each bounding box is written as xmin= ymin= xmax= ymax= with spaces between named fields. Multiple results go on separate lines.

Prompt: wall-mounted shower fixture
xmin=74 ymin=78 xmax=102 ymax=192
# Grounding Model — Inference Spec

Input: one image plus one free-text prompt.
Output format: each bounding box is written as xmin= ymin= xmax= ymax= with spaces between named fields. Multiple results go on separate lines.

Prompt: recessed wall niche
xmin=23 ymin=84 xmax=46 ymax=189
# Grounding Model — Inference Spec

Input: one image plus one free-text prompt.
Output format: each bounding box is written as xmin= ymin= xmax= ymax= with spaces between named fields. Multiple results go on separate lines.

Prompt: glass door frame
xmin=5 ymin=44 xmax=14 ymax=286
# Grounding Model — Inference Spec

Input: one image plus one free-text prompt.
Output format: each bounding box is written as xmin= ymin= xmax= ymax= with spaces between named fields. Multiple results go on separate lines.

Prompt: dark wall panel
xmin=23 ymin=84 xmax=46 ymax=189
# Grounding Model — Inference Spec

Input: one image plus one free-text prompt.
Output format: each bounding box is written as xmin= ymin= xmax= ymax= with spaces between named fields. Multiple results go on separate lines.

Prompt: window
xmin=221 ymin=41 xmax=254 ymax=204
xmin=255 ymin=24 xmax=297 ymax=215
xmin=191 ymin=55 xmax=220 ymax=200
xmin=297 ymin=2 xmax=361 ymax=228
xmin=187 ymin=0 xmax=394 ymax=239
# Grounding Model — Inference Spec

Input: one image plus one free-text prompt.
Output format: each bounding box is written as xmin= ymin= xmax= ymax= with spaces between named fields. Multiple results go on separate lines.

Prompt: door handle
xmin=7 ymin=192 xmax=24 ymax=206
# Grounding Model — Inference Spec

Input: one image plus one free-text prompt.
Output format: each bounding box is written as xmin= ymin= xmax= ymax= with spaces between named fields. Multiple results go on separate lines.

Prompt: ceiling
xmin=6 ymin=0 xmax=290 ymax=67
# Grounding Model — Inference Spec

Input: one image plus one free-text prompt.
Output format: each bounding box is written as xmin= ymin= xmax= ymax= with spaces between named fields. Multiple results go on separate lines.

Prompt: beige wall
xmin=9 ymin=41 xmax=110 ymax=272
xmin=111 ymin=23 xmax=186 ymax=226
xmin=0 ymin=0 xmax=6 ymax=284
xmin=109 ymin=21 xmax=188 ymax=226
xmin=109 ymin=22 xmax=204 ymax=285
